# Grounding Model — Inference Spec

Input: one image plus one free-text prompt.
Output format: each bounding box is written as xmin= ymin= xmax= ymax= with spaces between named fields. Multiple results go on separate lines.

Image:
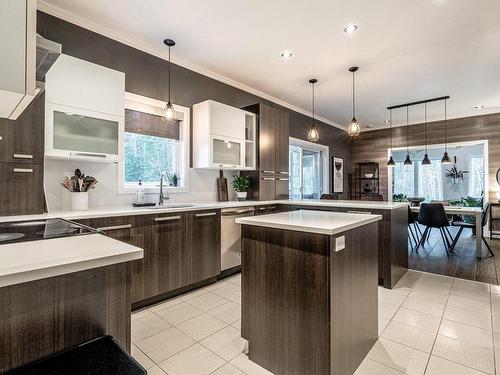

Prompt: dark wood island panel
xmin=0 ymin=263 xmax=130 ymax=373
xmin=241 ymin=222 xmax=379 ymax=375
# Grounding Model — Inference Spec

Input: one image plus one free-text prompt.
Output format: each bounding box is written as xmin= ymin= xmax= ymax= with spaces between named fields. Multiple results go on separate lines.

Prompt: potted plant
xmin=232 ymin=175 xmax=250 ymax=201
xmin=445 ymin=166 xmax=468 ymax=184
xmin=168 ymin=173 xmax=181 ymax=187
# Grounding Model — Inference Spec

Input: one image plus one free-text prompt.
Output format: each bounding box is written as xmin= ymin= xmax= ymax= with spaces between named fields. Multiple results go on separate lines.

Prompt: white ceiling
xmin=39 ymin=0 xmax=500 ymax=131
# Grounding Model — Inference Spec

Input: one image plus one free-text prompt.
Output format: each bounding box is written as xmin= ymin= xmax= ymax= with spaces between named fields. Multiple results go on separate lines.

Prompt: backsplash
xmin=44 ymin=159 xmax=238 ymax=211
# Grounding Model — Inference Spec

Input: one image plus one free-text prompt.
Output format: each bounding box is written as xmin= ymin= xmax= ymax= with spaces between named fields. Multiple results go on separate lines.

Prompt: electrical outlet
xmin=335 ymin=236 xmax=345 ymax=252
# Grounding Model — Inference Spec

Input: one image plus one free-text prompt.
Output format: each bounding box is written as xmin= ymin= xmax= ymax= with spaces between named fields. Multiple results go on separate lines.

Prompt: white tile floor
xmin=131 ymin=270 xmax=500 ymax=374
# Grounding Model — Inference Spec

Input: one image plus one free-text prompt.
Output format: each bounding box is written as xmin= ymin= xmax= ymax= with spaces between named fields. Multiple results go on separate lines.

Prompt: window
xmin=470 ymin=156 xmax=484 ymax=197
xmin=120 ymin=92 xmax=190 ymax=193
xmin=393 ymin=162 xmax=415 ymax=197
xmin=418 ymin=160 xmax=442 ymax=201
xmin=124 ymin=132 xmax=182 ymax=186
xmin=288 ymin=138 xmax=329 ymax=200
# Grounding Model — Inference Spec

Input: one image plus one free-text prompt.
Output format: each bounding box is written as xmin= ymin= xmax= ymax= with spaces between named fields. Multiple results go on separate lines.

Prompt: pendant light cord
xmin=312 ymin=82 xmax=315 ymax=126
xmin=444 ymin=99 xmax=447 ymax=153
xmin=424 ymin=103 xmax=428 ymax=154
xmin=406 ymin=106 xmax=410 ymax=154
xmin=352 ymin=70 xmax=355 ymax=118
xmin=389 ymin=109 xmax=393 ymax=150
xmin=168 ymin=46 xmax=171 ymax=102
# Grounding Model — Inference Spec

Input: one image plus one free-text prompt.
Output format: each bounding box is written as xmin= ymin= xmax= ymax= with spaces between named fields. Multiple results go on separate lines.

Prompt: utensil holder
xmin=70 ymin=192 xmax=89 ymax=211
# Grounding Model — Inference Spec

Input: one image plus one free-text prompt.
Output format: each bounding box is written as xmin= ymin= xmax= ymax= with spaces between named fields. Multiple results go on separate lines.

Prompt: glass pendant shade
xmin=387 ymin=156 xmax=396 ymax=167
xmin=164 ymin=101 xmax=175 ymax=120
xmin=422 ymin=153 xmax=431 ymax=165
xmin=308 ymin=125 xmax=320 ymax=142
xmin=441 ymin=151 xmax=452 ymax=164
xmin=347 ymin=117 xmax=360 ymax=136
xmin=404 ymin=154 xmax=413 ymax=166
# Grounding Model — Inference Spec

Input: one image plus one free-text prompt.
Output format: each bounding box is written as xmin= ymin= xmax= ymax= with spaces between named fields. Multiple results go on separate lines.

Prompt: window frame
xmin=118 ymin=92 xmax=190 ymax=194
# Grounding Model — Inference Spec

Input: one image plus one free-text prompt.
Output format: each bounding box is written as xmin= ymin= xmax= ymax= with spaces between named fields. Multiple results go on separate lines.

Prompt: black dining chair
xmin=416 ymin=203 xmax=453 ymax=255
xmin=450 ymin=203 xmax=494 ymax=257
xmin=408 ymin=205 xmax=421 ymax=252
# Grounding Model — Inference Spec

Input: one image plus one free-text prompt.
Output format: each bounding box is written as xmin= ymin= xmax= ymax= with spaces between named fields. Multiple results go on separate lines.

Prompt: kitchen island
xmin=0 ymin=229 xmax=143 ymax=373
xmin=237 ymin=210 xmax=382 ymax=375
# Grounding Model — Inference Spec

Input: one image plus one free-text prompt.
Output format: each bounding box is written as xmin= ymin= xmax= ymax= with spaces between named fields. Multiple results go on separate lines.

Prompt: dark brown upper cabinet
xmin=242 ymin=104 xmax=290 ymax=200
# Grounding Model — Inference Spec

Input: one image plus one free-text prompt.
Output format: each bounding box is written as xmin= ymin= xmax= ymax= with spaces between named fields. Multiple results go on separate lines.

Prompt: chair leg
xmin=426 ymin=228 xmax=432 ymax=242
xmin=444 ymin=227 xmax=454 ymax=246
xmin=416 ymin=227 xmax=428 ymax=252
xmin=412 ymin=223 xmax=422 ymax=242
xmin=408 ymin=225 xmax=418 ymax=252
xmin=439 ymin=228 xmax=450 ymax=256
xmin=450 ymin=226 xmax=464 ymax=252
xmin=415 ymin=224 xmax=423 ymax=237
xmin=482 ymin=236 xmax=494 ymax=257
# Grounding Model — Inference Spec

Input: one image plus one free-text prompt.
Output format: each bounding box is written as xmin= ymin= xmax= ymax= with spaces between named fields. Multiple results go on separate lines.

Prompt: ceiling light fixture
xmin=280 ymin=50 xmax=293 ymax=59
xmin=441 ymin=98 xmax=452 ymax=164
xmin=347 ymin=66 xmax=361 ymax=137
xmin=344 ymin=24 xmax=358 ymax=34
xmin=384 ymin=120 xmax=390 ymax=123
xmin=163 ymin=38 xmax=176 ymax=121
xmin=404 ymin=106 xmax=413 ymax=166
xmin=421 ymin=103 xmax=431 ymax=165
xmin=387 ymin=109 xmax=395 ymax=167
xmin=307 ymin=78 xmax=320 ymax=142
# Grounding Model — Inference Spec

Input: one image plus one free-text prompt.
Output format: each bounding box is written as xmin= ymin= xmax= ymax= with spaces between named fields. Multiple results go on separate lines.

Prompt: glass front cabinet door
xmin=211 ymin=136 xmax=245 ymax=169
xmin=45 ymin=103 xmax=123 ymax=162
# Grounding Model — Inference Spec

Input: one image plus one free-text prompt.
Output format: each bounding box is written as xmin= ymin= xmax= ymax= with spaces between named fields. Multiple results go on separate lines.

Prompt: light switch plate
xmin=335 ymin=236 xmax=345 ymax=252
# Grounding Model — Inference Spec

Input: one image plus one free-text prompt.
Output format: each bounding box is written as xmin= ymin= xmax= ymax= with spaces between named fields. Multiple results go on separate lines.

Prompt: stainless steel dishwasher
xmin=221 ymin=206 xmax=255 ymax=271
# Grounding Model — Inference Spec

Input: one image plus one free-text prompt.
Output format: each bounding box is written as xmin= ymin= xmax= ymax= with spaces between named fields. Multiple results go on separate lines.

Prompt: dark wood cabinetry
xmin=242 ymin=104 xmax=290 ymax=200
xmin=0 ymin=93 xmax=45 ymax=216
xmin=75 ymin=209 xmax=221 ymax=307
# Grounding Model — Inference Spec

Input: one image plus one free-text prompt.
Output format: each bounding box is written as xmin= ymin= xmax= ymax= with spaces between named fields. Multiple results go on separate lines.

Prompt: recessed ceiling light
xmin=344 ymin=24 xmax=358 ymax=34
xmin=280 ymin=50 xmax=293 ymax=60
xmin=475 ymin=105 xmax=485 ymax=109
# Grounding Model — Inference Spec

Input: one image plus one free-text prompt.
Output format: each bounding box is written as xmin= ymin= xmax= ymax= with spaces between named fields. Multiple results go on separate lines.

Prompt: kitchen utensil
xmin=217 ymin=170 xmax=229 ymax=202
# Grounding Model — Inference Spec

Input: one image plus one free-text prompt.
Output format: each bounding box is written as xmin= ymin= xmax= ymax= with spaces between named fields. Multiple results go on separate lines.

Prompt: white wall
xmin=44 ymin=159 xmax=238 ymax=211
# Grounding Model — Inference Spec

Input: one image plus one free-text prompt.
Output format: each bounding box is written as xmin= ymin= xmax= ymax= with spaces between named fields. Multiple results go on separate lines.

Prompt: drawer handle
xmin=347 ymin=210 xmax=372 ymax=215
xmin=258 ymin=207 xmax=267 ymax=211
xmin=70 ymin=152 xmax=107 ymax=158
xmin=277 ymin=171 xmax=289 ymax=175
xmin=269 ymin=206 xmax=277 ymax=210
xmin=262 ymin=170 xmax=275 ymax=174
xmin=276 ymin=178 xmax=289 ymax=181
xmin=97 ymin=224 xmax=132 ymax=231
xmin=261 ymin=177 xmax=275 ymax=181
xmin=13 ymin=153 xmax=33 ymax=159
xmin=195 ymin=212 xmax=217 ymax=217
xmin=13 ymin=168 xmax=33 ymax=173
xmin=155 ymin=216 xmax=181 ymax=222
xmin=0 ymin=136 xmax=3 ymax=141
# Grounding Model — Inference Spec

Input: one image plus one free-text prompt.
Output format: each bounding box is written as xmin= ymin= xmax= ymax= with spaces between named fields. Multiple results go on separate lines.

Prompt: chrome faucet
xmin=159 ymin=172 xmax=170 ymax=206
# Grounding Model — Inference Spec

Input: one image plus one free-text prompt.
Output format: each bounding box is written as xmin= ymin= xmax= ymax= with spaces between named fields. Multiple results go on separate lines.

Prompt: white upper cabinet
xmin=0 ymin=0 xmax=37 ymax=119
xmin=45 ymin=54 xmax=125 ymax=163
xmin=193 ymin=100 xmax=256 ymax=170
xmin=45 ymin=54 xmax=125 ymax=116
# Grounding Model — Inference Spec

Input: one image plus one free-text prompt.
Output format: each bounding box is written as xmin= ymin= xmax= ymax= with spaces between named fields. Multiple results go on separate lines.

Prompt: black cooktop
xmin=0 ymin=218 xmax=96 ymax=245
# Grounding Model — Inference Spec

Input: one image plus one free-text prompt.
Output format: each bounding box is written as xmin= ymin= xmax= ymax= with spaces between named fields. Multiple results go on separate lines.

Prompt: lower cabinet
xmin=74 ymin=209 xmax=221 ymax=305
xmin=0 ymin=163 xmax=44 ymax=215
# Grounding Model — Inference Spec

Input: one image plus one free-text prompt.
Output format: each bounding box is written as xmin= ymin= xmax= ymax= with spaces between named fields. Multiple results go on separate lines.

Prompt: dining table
xmin=410 ymin=205 xmax=484 ymax=258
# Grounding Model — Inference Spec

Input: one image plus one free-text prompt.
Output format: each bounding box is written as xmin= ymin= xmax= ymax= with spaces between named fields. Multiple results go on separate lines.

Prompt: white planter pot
xmin=236 ymin=192 xmax=247 ymax=201
xmin=70 ymin=192 xmax=89 ymax=211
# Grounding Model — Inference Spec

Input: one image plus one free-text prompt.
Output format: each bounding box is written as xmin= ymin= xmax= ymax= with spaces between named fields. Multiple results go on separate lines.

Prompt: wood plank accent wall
xmin=351 ymin=112 xmax=500 ymax=200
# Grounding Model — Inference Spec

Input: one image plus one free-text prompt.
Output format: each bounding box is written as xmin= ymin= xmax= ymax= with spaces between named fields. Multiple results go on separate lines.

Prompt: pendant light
xmin=307 ymin=79 xmax=320 ymax=142
xmin=441 ymin=98 xmax=452 ymax=164
xmin=387 ymin=109 xmax=396 ymax=167
xmin=404 ymin=106 xmax=413 ymax=165
xmin=347 ymin=66 xmax=361 ymax=136
xmin=421 ymin=103 xmax=431 ymax=165
xmin=163 ymin=38 xmax=176 ymax=121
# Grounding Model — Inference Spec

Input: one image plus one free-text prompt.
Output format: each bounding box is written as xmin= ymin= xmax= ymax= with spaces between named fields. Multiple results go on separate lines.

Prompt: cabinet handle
xmin=97 ymin=224 xmax=132 ymax=231
xmin=276 ymin=178 xmax=289 ymax=181
xmin=261 ymin=177 xmax=275 ymax=181
xmin=277 ymin=171 xmax=289 ymax=175
xmin=195 ymin=212 xmax=217 ymax=217
xmin=269 ymin=206 xmax=277 ymax=211
xmin=13 ymin=153 xmax=33 ymax=159
xmin=219 ymin=164 xmax=238 ymax=168
xmin=347 ymin=210 xmax=372 ymax=215
xmin=262 ymin=170 xmax=275 ymax=174
xmin=0 ymin=136 xmax=3 ymax=141
xmin=70 ymin=152 xmax=107 ymax=158
xmin=13 ymin=168 xmax=33 ymax=173
xmin=155 ymin=216 xmax=181 ymax=222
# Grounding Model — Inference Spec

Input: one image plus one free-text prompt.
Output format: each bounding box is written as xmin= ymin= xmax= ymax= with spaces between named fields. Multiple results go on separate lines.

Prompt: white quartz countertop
xmin=0 ymin=233 xmax=143 ymax=287
xmin=0 ymin=200 xmax=407 ymax=223
xmin=235 ymin=210 xmax=382 ymax=235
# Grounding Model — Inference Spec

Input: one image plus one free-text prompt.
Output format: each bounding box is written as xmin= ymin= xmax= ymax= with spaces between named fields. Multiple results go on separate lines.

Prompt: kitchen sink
xmin=148 ymin=203 xmax=198 ymax=209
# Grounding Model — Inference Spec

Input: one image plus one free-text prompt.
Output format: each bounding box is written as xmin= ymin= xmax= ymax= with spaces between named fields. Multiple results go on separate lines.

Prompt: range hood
xmin=36 ymin=34 xmax=62 ymax=84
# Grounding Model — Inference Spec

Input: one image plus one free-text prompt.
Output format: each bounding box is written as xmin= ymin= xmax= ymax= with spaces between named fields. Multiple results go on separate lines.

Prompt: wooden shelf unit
xmin=350 ymin=162 xmax=380 ymax=200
